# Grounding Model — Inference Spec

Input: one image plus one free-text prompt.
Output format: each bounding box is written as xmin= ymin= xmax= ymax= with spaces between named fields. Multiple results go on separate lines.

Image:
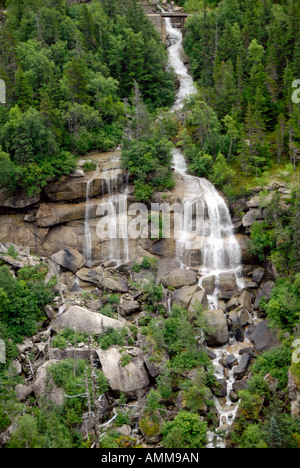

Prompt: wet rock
xmin=226 ymin=354 xmax=238 ymax=368
xmin=52 ymin=306 xmax=125 ymax=335
xmin=212 ymin=378 xmax=227 ymax=398
xmin=250 ymin=320 xmax=280 ymax=352
xmin=51 ymin=249 xmax=86 ymax=273
xmin=201 ymin=275 xmax=216 ymax=295
xmin=233 ymin=354 xmax=251 ymax=380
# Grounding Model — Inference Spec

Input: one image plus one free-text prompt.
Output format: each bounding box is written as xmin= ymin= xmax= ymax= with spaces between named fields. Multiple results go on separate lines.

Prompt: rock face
xmin=0 ymin=189 xmax=40 ymax=209
xmin=51 ymin=249 xmax=86 ymax=273
xmin=204 ymin=310 xmax=229 ymax=346
xmin=97 ymin=347 xmax=150 ymax=397
xmin=52 ymin=306 xmax=124 ymax=335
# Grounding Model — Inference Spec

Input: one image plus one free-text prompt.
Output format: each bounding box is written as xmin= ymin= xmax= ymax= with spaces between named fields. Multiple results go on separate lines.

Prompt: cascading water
xmin=84 ymin=165 xmax=100 ymax=267
xmin=101 ymin=158 xmax=130 ymax=267
xmin=165 ymin=12 xmax=246 ymax=444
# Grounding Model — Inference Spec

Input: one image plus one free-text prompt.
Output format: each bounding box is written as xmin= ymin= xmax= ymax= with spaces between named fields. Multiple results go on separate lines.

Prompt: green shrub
xmin=97 ymin=327 xmax=129 ymax=350
xmin=162 ymin=411 xmax=207 ymax=449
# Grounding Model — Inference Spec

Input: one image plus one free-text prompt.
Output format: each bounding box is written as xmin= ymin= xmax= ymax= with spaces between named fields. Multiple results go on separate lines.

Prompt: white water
xmin=101 ymin=160 xmax=130 ymax=267
xmin=165 ymin=13 xmax=245 ymax=443
xmin=84 ymin=165 xmax=100 ymax=267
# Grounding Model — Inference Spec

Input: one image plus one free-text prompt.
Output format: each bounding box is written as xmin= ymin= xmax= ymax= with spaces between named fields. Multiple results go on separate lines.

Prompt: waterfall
xmin=166 ymin=15 xmax=244 ymax=302
xmin=84 ymin=165 xmax=100 ymax=267
xmin=165 ymin=12 xmax=246 ymax=442
xmin=101 ymin=159 xmax=130 ymax=267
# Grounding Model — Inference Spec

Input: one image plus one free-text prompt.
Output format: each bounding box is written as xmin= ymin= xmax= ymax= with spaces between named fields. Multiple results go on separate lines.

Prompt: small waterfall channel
xmin=164 ymin=13 xmax=249 ymax=446
xmin=84 ymin=155 xmax=130 ymax=268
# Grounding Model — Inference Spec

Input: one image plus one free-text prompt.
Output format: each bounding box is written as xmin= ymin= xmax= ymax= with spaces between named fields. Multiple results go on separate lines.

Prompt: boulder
xmin=238 ymin=290 xmax=252 ymax=312
xmin=188 ymin=288 xmax=208 ymax=313
xmin=97 ymin=347 xmax=150 ymax=396
xmin=15 ymin=384 xmax=32 ymax=402
xmin=201 ymin=275 xmax=216 ymax=295
xmin=233 ymin=354 xmax=252 ymax=380
xmin=32 ymin=361 xmax=64 ymax=406
xmin=76 ymin=268 xmax=102 ymax=285
xmin=218 ymin=273 xmax=236 ymax=292
xmin=204 ymin=310 xmax=229 ymax=346
xmin=99 ymin=277 xmax=129 ymax=294
xmin=250 ymin=320 xmax=280 ymax=352
xmin=161 ymin=268 xmax=197 ymax=289
xmin=226 ymin=354 xmax=238 ymax=368
xmin=52 ymin=306 xmax=124 ymax=335
xmin=246 ymin=196 xmax=260 ymax=209
xmin=212 ymin=378 xmax=227 ymax=398
xmin=51 ymin=249 xmax=86 ymax=273
xmin=228 ymin=306 xmax=251 ymax=328
xmin=253 ymin=281 xmax=275 ymax=309
xmin=119 ymin=298 xmax=140 ymax=315
xmin=156 ymin=258 xmax=182 ymax=284
xmin=171 ymin=285 xmax=199 ymax=308
xmin=227 ymin=297 xmax=239 ymax=312
xmin=252 ymin=267 xmax=265 ymax=285
xmin=232 ymin=379 xmax=250 ymax=393
xmin=242 ymin=212 xmax=257 ymax=228
xmin=144 ymin=349 xmax=170 ymax=378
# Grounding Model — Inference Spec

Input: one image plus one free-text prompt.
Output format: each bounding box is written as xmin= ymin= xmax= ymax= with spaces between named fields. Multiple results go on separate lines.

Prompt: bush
xmin=97 ymin=327 xmax=129 ymax=350
xmin=162 ymin=411 xmax=207 ymax=448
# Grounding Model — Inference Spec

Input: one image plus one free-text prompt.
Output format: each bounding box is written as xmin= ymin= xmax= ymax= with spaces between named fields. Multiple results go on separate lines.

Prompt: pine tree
xmin=14 ymin=68 xmax=34 ymax=111
xmin=64 ymin=57 xmax=89 ymax=105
